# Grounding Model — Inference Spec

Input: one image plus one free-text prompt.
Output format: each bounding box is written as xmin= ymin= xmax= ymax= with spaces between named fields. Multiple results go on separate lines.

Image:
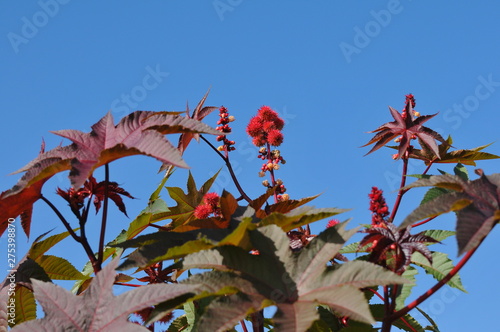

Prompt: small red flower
xmin=267 ymin=129 xmax=284 ymax=146
xmin=194 ymin=204 xmax=212 ymax=219
xmin=194 ymin=192 xmax=221 ymax=219
xmin=203 ymin=192 xmax=220 ymax=207
xmin=246 ymin=106 xmax=285 ymax=147
xmin=326 ymin=219 xmax=340 ymax=228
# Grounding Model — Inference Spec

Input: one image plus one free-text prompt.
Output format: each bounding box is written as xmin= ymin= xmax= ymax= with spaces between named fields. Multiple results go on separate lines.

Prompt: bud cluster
xmin=216 ymin=106 xmax=235 ymax=152
xmin=401 ymin=93 xmax=418 ymax=119
xmin=257 ymin=147 xmax=286 ymax=177
xmin=369 ymin=187 xmax=389 ymax=226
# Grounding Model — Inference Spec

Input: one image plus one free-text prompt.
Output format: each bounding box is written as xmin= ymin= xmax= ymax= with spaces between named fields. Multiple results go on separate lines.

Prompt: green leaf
xmin=260 ymin=206 xmax=349 ymax=232
xmin=415 ymin=307 xmax=441 ymax=332
xmin=421 ymin=230 xmax=455 ymax=243
xmin=453 ymin=163 xmax=469 ymax=181
xmin=339 ymin=241 xmax=371 ymax=254
xmin=167 ymin=315 xmax=189 ymax=332
xmin=420 ymin=187 xmax=451 ymax=206
xmin=183 ymin=301 xmax=197 ymax=332
xmin=36 ymin=255 xmax=86 ymax=281
xmin=11 ymin=285 xmax=37 ymax=327
xmin=28 ymin=230 xmax=74 ymax=261
xmin=14 ymin=258 xmax=52 ymax=284
xmin=395 ymin=266 xmax=418 ymax=310
xmin=370 ymin=304 xmax=425 ymax=332
xmin=317 ymin=305 xmax=342 ymax=330
xmin=411 ymin=251 xmax=466 ymax=292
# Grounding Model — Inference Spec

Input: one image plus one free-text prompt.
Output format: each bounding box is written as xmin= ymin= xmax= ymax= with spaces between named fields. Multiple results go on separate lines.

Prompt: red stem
xmin=240 ymin=320 xmax=249 ymax=332
xmin=114 ymin=282 xmax=141 ymax=287
xmin=422 ymin=160 xmax=435 ymax=176
xmin=411 ymin=216 xmax=436 ymax=228
xmin=389 ymin=156 xmax=409 ymax=222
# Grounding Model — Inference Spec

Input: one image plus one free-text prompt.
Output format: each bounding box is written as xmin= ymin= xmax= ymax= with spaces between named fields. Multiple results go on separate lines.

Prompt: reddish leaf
xmin=177 ymin=89 xmax=219 ymax=154
xmin=363 ymin=95 xmax=447 ymax=159
xmin=0 ymin=111 xmax=220 ymax=236
xmin=10 ymin=111 xmax=220 ymax=194
xmin=401 ymin=170 xmax=500 ymax=255
xmin=0 ymin=180 xmax=46 ymax=237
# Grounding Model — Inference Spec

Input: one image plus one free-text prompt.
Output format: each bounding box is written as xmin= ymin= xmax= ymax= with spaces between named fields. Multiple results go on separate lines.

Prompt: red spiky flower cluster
xmin=369 ymin=187 xmax=389 ymax=226
xmin=193 ymin=192 xmax=221 ymax=219
xmin=246 ymin=106 xmax=284 ymax=147
xmin=216 ymin=106 xmax=235 ymax=152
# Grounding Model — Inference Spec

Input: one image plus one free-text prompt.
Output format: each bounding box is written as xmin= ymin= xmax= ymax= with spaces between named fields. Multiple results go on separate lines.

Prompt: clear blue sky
xmin=1 ymin=1 xmax=500 ymax=331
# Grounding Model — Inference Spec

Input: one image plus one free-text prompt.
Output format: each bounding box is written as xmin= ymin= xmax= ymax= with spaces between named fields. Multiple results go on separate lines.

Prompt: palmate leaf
xmin=363 ymin=101 xmax=447 ymax=160
xmin=156 ymin=170 xmax=221 ymax=228
xmin=176 ymin=88 xmax=219 ymax=154
xmin=171 ymin=223 xmax=409 ymax=331
xmin=0 ymin=110 xmax=220 ymax=238
xmin=11 ymin=258 xmax=200 ymax=332
xmin=400 ymin=171 xmax=500 ymax=255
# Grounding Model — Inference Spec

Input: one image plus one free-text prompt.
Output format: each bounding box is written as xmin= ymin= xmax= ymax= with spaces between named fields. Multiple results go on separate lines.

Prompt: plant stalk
xmin=96 ymin=163 xmax=110 ymax=271
xmin=41 ymin=195 xmax=99 ymax=273
xmin=201 ymin=135 xmax=252 ymax=203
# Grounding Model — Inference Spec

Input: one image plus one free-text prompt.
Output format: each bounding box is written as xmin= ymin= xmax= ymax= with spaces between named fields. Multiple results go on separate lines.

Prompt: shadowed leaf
xmin=11 ymin=258 xmax=200 ymax=332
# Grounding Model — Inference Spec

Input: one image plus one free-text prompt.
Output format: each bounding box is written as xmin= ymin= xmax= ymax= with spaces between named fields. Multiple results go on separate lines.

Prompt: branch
xmin=200 ymin=135 xmax=252 ymax=203
xmin=41 ymin=195 xmax=99 ymax=272
xmin=389 ymin=156 xmax=409 ymax=222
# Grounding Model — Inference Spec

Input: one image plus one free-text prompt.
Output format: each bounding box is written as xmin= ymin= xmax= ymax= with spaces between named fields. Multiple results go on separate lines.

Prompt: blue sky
xmin=1 ymin=1 xmax=500 ymax=331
